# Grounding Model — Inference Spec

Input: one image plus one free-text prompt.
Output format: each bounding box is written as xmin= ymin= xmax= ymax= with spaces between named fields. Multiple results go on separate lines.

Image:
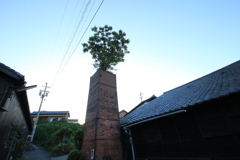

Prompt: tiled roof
xmin=31 ymin=111 xmax=70 ymax=116
xmin=0 ymin=62 xmax=24 ymax=80
xmin=120 ymin=60 xmax=240 ymax=126
xmin=121 ymin=95 xmax=156 ymax=118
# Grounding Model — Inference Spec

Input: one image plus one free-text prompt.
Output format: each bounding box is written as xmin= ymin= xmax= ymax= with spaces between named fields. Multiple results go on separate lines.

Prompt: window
xmin=47 ymin=118 xmax=54 ymax=122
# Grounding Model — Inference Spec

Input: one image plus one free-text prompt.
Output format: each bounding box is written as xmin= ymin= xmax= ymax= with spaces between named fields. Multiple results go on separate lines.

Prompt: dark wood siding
xmin=0 ymin=92 xmax=29 ymax=159
xmin=123 ymin=93 xmax=240 ymax=160
xmin=0 ymin=72 xmax=31 ymax=160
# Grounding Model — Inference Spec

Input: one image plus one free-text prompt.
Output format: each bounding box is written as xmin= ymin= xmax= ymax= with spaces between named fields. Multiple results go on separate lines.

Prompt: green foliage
xmin=18 ymin=156 xmax=26 ymax=160
xmin=67 ymin=149 xmax=85 ymax=160
xmin=34 ymin=121 xmax=84 ymax=155
xmin=74 ymin=129 xmax=84 ymax=150
xmin=5 ymin=125 xmax=26 ymax=153
xmin=53 ymin=126 xmax=74 ymax=152
xmin=82 ymin=25 xmax=130 ymax=71
xmin=34 ymin=122 xmax=60 ymax=145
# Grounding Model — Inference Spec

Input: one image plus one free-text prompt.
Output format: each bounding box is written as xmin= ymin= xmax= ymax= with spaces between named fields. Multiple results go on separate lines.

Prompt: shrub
xmin=34 ymin=121 xmax=84 ymax=155
xmin=18 ymin=156 xmax=26 ymax=160
xmin=74 ymin=129 xmax=84 ymax=150
xmin=67 ymin=149 xmax=85 ymax=160
xmin=34 ymin=123 xmax=60 ymax=145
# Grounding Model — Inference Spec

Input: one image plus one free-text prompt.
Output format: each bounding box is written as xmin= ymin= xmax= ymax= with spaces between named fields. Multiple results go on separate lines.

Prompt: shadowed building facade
xmin=121 ymin=60 xmax=240 ymax=160
xmin=82 ymin=70 xmax=122 ymax=160
xmin=0 ymin=62 xmax=33 ymax=160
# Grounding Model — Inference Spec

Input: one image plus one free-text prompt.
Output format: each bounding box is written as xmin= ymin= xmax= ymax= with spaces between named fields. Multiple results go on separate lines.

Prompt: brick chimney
xmin=82 ymin=70 xmax=122 ymax=160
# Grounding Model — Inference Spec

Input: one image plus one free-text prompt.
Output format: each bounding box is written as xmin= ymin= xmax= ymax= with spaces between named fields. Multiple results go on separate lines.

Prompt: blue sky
xmin=1 ymin=0 xmax=240 ymax=124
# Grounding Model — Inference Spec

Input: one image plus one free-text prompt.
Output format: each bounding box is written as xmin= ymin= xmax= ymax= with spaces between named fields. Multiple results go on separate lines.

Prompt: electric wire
xmin=50 ymin=0 xmax=70 ymax=57
xmin=57 ymin=0 xmax=81 ymax=57
xmin=45 ymin=0 xmax=69 ymax=90
xmin=51 ymin=0 xmax=83 ymax=86
xmin=51 ymin=0 xmax=93 ymax=87
xmin=72 ymin=0 xmax=105 ymax=56
xmin=68 ymin=0 xmax=86 ymax=44
xmin=51 ymin=0 xmax=105 ymax=87
xmin=64 ymin=0 xmax=92 ymax=58
xmin=71 ymin=0 xmax=97 ymax=54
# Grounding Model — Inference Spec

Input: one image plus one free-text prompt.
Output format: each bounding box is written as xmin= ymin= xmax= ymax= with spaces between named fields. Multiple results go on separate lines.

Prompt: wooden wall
xmin=123 ymin=93 xmax=240 ymax=160
xmin=0 ymin=72 xmax=30 ymax=160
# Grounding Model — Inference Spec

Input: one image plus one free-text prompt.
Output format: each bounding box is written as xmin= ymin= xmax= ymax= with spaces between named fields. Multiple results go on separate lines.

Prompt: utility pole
xmin=31 ymin=82 xmax=50 ymax=142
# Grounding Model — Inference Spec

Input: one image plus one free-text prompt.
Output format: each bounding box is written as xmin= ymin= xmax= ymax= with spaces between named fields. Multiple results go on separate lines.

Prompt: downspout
xmin=123 ymin=127 xmax=135 ymax=160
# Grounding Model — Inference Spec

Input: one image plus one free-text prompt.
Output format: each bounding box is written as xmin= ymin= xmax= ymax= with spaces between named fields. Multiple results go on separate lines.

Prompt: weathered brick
xmin=82 ymin=70 xmax=122 ymax=160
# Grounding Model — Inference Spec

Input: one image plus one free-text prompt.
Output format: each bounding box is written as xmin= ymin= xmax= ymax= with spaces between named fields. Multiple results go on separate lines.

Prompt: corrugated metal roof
xmin=0 ymin=62 xmax=24 ymax=80
xmin=120 ymin=60 xmax=240 ymax=126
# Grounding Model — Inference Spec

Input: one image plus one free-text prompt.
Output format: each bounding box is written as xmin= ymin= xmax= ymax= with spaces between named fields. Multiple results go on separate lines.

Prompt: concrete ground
xmin=51 ymin=155 xmax=68 ymax=160
xmin=23 ymin=144 xmax=51 ymax=160
xmin=23 ymin=144 xmax=68 ymax=160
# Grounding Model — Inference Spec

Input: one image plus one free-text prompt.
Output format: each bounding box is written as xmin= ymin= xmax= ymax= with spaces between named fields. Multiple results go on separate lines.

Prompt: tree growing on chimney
xmin=82 ymin=25 xmax=130 ymax=71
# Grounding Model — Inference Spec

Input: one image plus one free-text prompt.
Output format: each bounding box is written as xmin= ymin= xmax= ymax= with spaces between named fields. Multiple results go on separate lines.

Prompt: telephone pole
xmin=31 ymin=82 xmax=50 ymax=142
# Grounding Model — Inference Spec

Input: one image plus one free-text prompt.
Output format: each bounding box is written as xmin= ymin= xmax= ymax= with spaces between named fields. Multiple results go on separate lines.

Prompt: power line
xmin=64 ymin=0 xmax=92 ymax=57
xmin=48 ymin=0 xmax=72 ymax=86
xmin=51 ymin=0 xmax=105 ymax=87
xmin=50 ymin=0 xmax=70 ymax=56
xmin=51 ymin=0 xmax=84 ymax=85
xmin=56 ymin=0 xmax=81 ymax=57
xmin=72 ymin=0 xmax=105 ymax=56
xmin=51 ymin=0 xmax=93 ymax=87
xmin=68 ymin=0 xmax=87 ymax=44
xmin=71 ymin=0 xmax=97 ymax=53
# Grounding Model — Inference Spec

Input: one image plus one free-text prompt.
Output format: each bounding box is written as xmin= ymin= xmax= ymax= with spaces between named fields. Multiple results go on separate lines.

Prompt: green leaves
xmin=34 ymin=121 xmax=84 ymax=154
xmin=67 ymin=149 xmax=85 ymax=160
xmin=82 ymin=25 xmax=130 ymax=71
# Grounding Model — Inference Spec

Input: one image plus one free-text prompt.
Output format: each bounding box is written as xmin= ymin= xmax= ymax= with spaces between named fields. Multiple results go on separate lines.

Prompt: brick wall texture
xmin=82 ymin=70 xmax=122 ymax=160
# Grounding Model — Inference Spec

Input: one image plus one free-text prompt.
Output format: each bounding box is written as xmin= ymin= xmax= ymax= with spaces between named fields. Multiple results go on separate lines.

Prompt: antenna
xmin=139 ymin=92 xmax=144 ymax=102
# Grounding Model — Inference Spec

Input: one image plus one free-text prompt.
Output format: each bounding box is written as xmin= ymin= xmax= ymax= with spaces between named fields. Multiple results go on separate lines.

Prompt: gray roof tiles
xmin=120 ymin=60 xmax=240 ymax=126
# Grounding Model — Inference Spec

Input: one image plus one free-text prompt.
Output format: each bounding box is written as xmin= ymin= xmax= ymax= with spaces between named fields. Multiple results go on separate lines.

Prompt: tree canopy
xmin=82 ymin=25 xmax=130 ymax=71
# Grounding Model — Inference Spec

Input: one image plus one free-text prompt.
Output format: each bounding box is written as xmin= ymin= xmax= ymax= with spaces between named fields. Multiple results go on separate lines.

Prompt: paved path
xmin=23 ymin=144 xmax=68 ymax=160
xmin=23 ymin=144 xmax=51 ymax=160
xmin=51 ymin=155 xmax=68 ymax=160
